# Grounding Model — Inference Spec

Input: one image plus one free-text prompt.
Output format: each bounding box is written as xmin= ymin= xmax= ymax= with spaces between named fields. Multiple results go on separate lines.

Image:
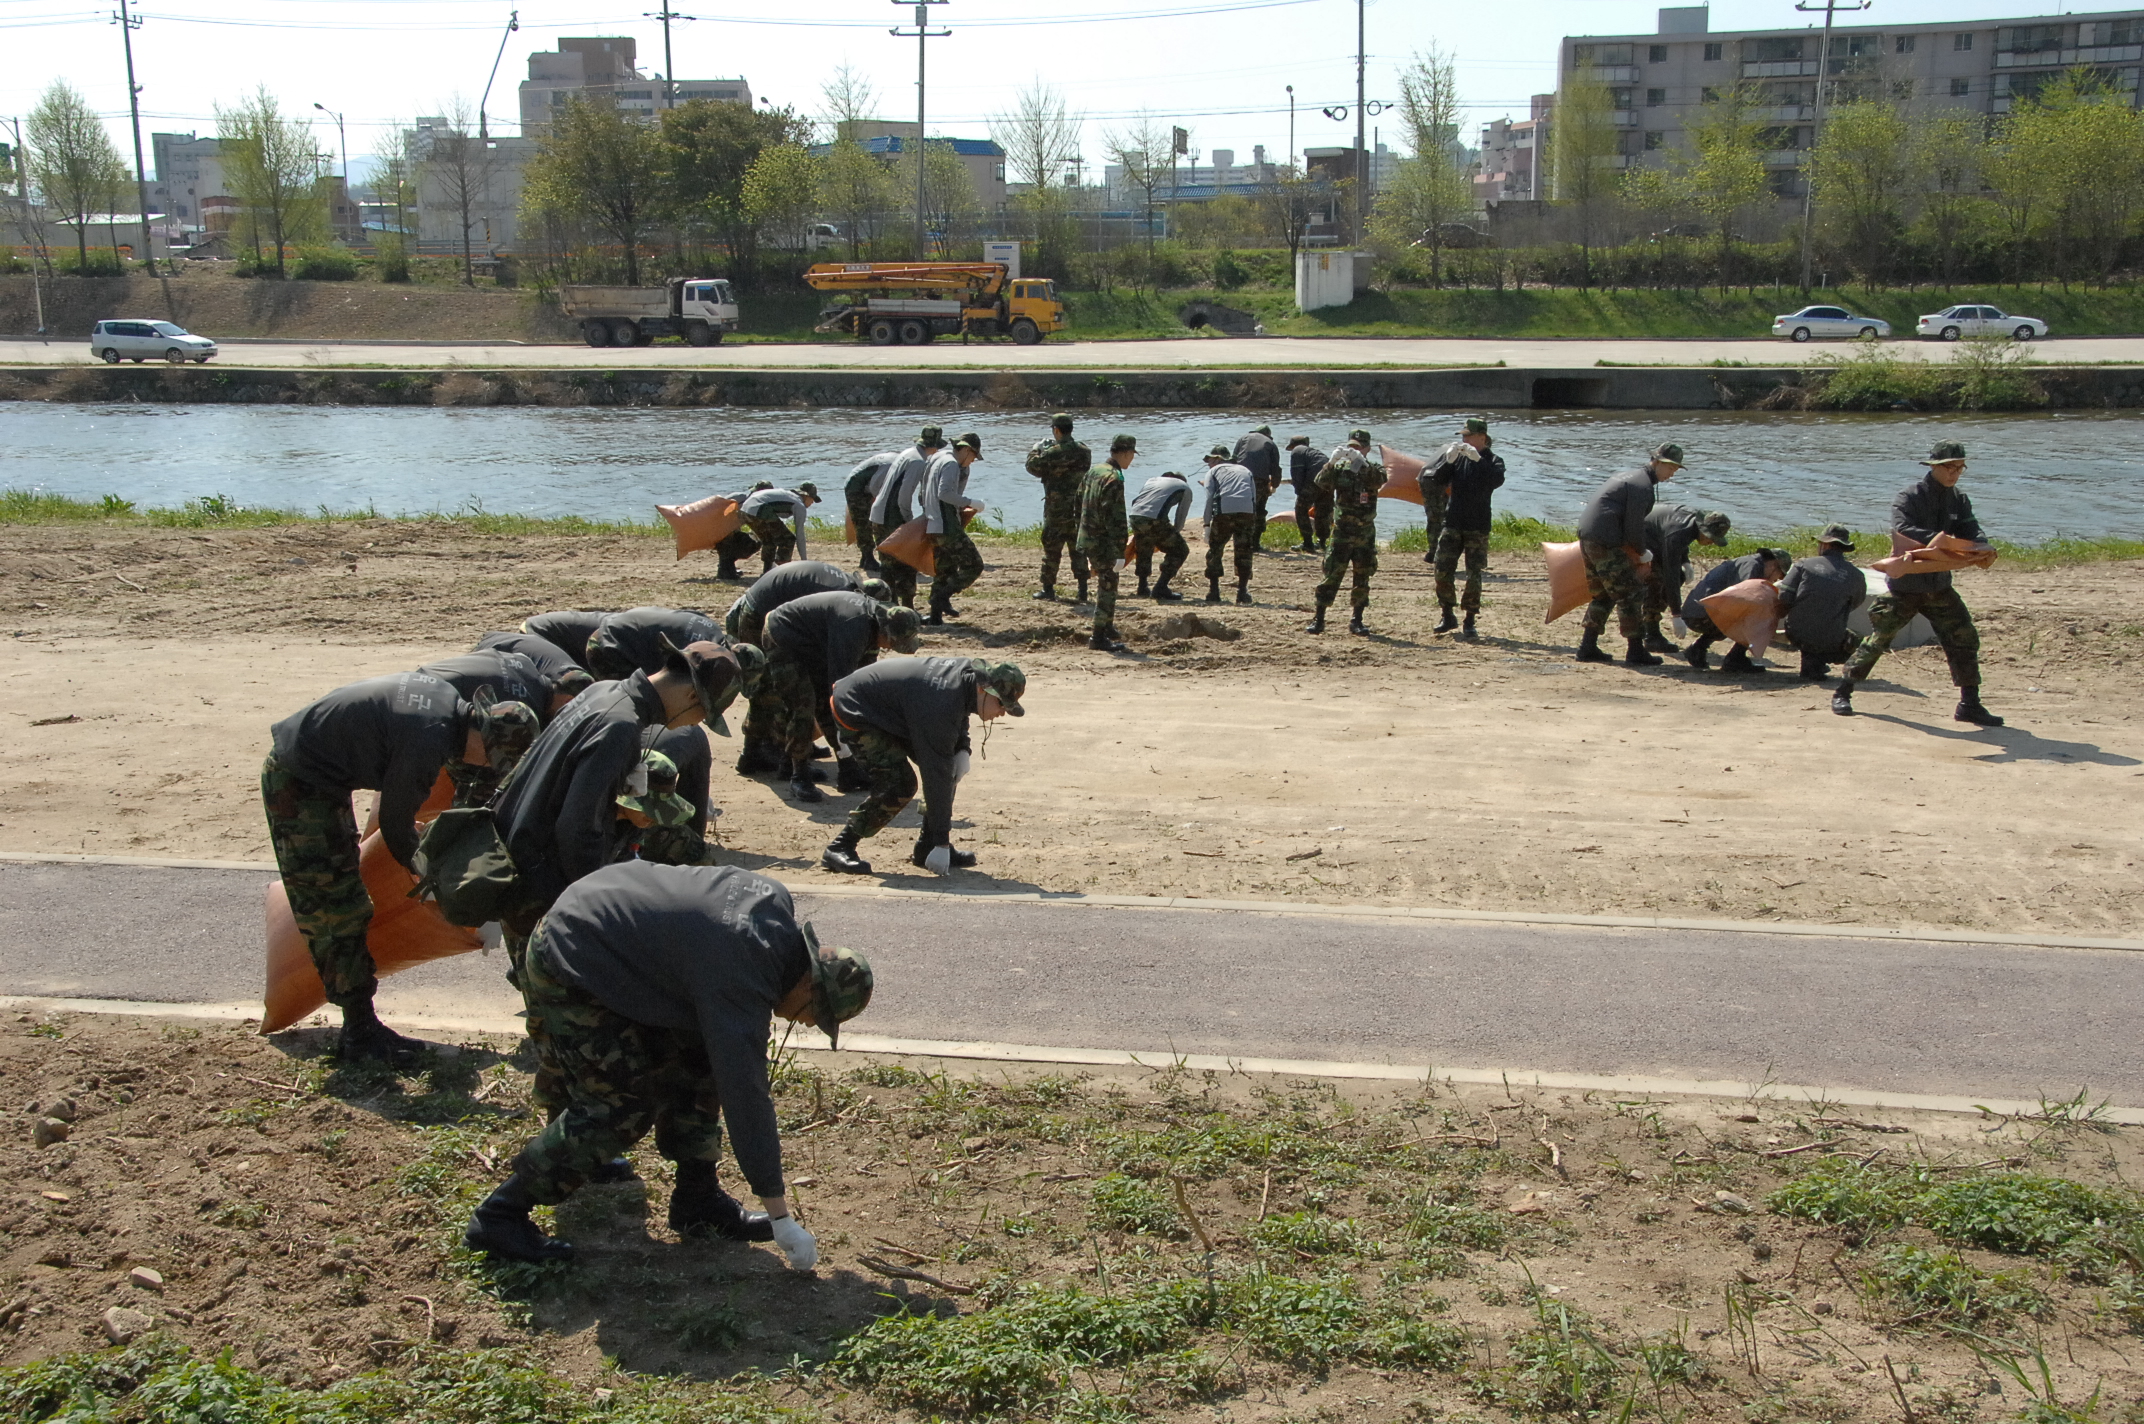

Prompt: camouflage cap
xmin=1758 ymin=546 xmax=1792 ymax=572
xmin=1286 ymin=435 xmax=1312 ymax=448
xmin=1462 ymin=417 xmax=1489 ymax=436
xmin=553 ymin=666 xmax=596 ymax=696
xmin=1206 ymin=443 xmax=1231 ymax=459
xmin=1254 ymin=424 xmax=1273 ymax=436
xmin=661 ymin=635 xmax=740 ymax=737
xmin=919 ymin=425 xmax=945 ymax=447
xmin=954 ymin=432 xmax=983 ymax=456
xmin=475 ymin=700 xmax=541 ymax=778
xmin=884 ymin=605 xmax=923 ymax=654
xmin=1818 ymin=523 xmax=1856 ymax=551
xmin=1051 ymin=412 xmax=1074 ymax=431
xmin=1650 ymin=443 xmax=1686 ymax=467
xmin=857 ymin=575 xmax=893 ymax=604
xmin=1348 ymin=427 xmax=1372 ymax=445
xmin=615 ymin=749 xmax=697 ymax=827
xmin=969 ymin=657 xmax=1026 ymax=716
xmin=1110 ymin=434 xmax=1137 ymax=453
xmin=1698 ymin=509 xmax=1732 ymax=543
xmin=802 ymin=922 xmax=873 ymax=1048
xmin=1919 ymin=440 xmax=1967 ymax=465
xmin=729 ymin=641 xmax=768 ymax=698
xmin=794 ymin=481 xmax=820 ymax=500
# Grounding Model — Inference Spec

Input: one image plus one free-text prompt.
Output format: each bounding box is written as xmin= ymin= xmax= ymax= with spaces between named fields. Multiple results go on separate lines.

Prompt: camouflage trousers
xmin=1090 ymin=561 xmax=1120 ymax=635
xmin=1205 ymin=512 xmax=1260 ymax=584
xmin=1642 ymin=569 xmax=1681 ymax=624
xmin=1844 ymin=586 xmax=1982 ymax=688
xmin=1292 ymin=488 xmax=1331 ymax=548
xmin=930 ymin=505 xmax=983 ymax=603
xmin=1315 ymin=523 xmax=1378 ymax=610
xmin=714 ymin=528 xmax=759 ymax=571
xmin=1416 ymin=481 xmax=1449 ymax=561
xmin=1434 ymin=527 xmax=1491 ymax=611
xmin=723 ymin=595 xmax=765 ymax=648
xmin=841 ymin=725 xmax=921 ymax=841
xmin=874 ymin=520 xmax=919 ymax=607
xmin=515 ymin=928 xmax=727 ymax=1202
xmin=260 ymin=752 xmax=375 ymax=1005
xmin=1580 ymin=541 xmax=1648 ymax=639
xmin=743 ymin=515 xmax=795 ymax=571
xmin=1130 ymin=516 xmax=1189 ymax=587
xmin=758 ymin=644 xmax=827 ymax=762
xmin=845 ymin=487 xmax=880 ymax=569
xmin=1038 ymin=480 xmax=1089 ymax=590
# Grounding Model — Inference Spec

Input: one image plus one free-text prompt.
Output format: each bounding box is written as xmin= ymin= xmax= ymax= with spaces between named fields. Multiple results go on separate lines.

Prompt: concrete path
xmin=5 ymin=335 xmax=2139 ymax=371
xmin=5 ymin=858 xmax=2138 ymax=1108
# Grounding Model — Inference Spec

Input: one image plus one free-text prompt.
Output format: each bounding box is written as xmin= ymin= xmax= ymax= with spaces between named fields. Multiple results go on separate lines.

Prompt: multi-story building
xmin=1099 ymin=144 xmax=1285 ymax=206
xmin=406 ymin=118 xmax=540 ymax=254
xmin=1475 ymin=96 xmax=1555 ymax=206
xmin=148 ymin=132 xmax=229 ymax=235
xmin=823 ymin=122 xmax=1009 ymax=215
xmin=1556 ymin=4 xmax=2144 ymax=198
xmin=518 ymin=36 xmax=752 ymax=136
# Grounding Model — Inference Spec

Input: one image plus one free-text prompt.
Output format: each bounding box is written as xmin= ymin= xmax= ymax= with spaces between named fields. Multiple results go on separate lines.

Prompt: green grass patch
xmin=1090 ymin=1173 xmax=1186 ymax=1239
xmin=1861 ymin=1243 xmax=2048 ymax=1327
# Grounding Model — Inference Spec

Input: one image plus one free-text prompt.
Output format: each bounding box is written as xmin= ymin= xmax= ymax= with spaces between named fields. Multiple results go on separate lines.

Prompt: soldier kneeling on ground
xmin=1776 ymin=525 xmax=1866 ymax=682
xmin=463 ymin=861 xmax=872 ymax=1265
xmin=1681 ymin=547 xmax=1789 ymax=674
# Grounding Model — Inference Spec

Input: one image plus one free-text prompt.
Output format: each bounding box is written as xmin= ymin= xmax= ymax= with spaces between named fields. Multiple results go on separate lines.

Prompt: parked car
xmin=1915 ymin=304 xmax=2047 ymax=341
xmin=1770 ymin=306 xmax=1891 ymax=342
xmin=90 ymin=319 xmax=218 ymax=364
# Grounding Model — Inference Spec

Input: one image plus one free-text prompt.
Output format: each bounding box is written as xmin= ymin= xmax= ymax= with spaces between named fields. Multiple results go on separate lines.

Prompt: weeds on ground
xmin=1861 ymin=1244 xmax=2049 ymax=1327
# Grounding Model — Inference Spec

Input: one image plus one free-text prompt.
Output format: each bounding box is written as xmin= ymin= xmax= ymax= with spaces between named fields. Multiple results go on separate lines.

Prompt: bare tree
xmin=27 ymin=81 xmax=129 ymax=273
xmin=1257 ymin=167 xmax=1321 ymax=269
xmin=215 ymin=87 xmax=326 ymax=276
xmin=819 ymin=63 xmax=879 ymax=144
xmin=1379 ymin=46 xmax=1474 ymax=283
xmin=368 ymin=119 xmax=419 ymax=280
xmin=991 ymin=80 xmax=1080 ymax=192
xmin=421 ymin=100 xmax=504 ymax=286
xmin=1105 ymin=112 xmax=1174 ymax=263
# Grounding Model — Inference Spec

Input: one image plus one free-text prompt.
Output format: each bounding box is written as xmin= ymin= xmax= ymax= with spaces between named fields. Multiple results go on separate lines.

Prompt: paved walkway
xmin=5 ymin=858 xmax=2138 ymax=1107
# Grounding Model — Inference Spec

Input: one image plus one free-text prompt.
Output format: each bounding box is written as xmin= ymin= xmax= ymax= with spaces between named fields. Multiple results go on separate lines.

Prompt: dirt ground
xmin=2 ymin=519 xmax=2139 ymax=936
xmin=3 ymin=1009 xmax=2141 ymax=1421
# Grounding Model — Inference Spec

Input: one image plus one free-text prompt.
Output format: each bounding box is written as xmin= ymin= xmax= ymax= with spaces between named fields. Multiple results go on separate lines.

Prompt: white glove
xmin=951 ymin=750 xmax=971 ymax=782
xmin=963 ymin=497 xmax=985 ymax=514
xmin=770 ymin=1215 xmax=817 ymax=1270
xmin=924 ymin=845 xmax=953 ymax=875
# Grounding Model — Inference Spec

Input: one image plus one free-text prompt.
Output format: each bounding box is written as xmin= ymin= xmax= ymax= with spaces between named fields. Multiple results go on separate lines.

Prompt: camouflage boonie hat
xmin=1919 ymin=440 xmax=1967 ymax=465
xmin=794 ymin=481 xmax=820 ymax=500
xmin=857 ymin=576 xmax=893 ymax=604
xmin=476 ymin=700 xmax=541 ymax=778
xmin=884 ymin=605 xmax=923 ymax=654
xmin=1462 ymin=417 xmax=1489 ymax=436
xmin=1110 ymin=434 xmax=1137 ymax=453
xmin=1818 ymin=523 xmax=1856 ymax=551
xmin=1698 ymin=510 xmax=1732 ymax=543
xmin=954 ymin=432 xmax=983 ymax=456
xmin=919 ymin=425 xmax=945 ymax=446
xmin=801 ymin=922 xmax=873 ymax=1049
xmin=616 ymin=749 xmax=696 ymax=827
xmin=1206 ymin=443 xmax=1231 ymax=459
xmin=1651 ymin=443 xmax=1686 ymax=467
xmin=662 ymin=636 xmax=741 ymax=737
xmin=1348 ymin=427 xmax=1372 ymax=445
xmin=969 ymin=658 xmax=1026 ymax=716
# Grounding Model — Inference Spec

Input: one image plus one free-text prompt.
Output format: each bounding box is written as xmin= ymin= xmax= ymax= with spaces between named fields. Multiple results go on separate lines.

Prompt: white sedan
xmin=1916 ymin=304 xmax=2048 ymax=341
xmin=1770 ymin=306 xmax=1891 ymax=342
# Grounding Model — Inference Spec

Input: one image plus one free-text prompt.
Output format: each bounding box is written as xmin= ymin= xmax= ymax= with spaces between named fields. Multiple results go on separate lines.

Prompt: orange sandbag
xmin=876 ymin=516 xmax=935 ymax=577
xmin=261 ymin=828 xmax=483 ymax=1034
xmin=1377 ymin=444 xmax=1428 ymax=504
xmin=656 ymin=494 xmax=743 ymax=561
xmin=1543 ymin=541 xmax=1589 ymax=623
xmin=1700 ymin=577 xmax=1781 ymax=656
xmin=843 ymin=511 xmax=855 ymax=543
xmin=1872 ymin=530 xmax=1997 ymax=577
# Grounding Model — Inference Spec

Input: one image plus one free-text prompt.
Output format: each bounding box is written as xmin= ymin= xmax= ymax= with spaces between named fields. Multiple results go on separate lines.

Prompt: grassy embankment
xmin=4 ymin=489 xmax=2137 ymax=571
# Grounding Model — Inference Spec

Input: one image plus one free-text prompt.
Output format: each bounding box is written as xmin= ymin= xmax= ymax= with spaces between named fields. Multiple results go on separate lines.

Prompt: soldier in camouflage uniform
xmin=843 ymin=450 xmax=898 ymax=573
xmin=740 ymin=483 xmax=820 ymax=572
xmin=921 ymin=434 xmax=986 ymax=626
xmin=714 ymin=482 xmax=775 ymax=581
xmin=264 ymin=674 xmax=538 ymax=1063
xmin=1128 ymin=468 xmax=1194 ymax=601
xmin=1834 ymin=440 xmax=2003 ymax=726
xmin=1575 ymin=444 xmax=1682 ymax=666
xmin=1076 ymin=435 xmax=1136 ymax=652
xmin=1306 ymin=429 xmax=1385 ymax=635
xmin=463 ymin=861 xmax=873 ymax=1265
xmin=1027 ymin=413 xmax=1093 ymax=603
xmin=1200 ymin=445 xmax=1262 ymax=605
xmin=1431 ymin=419 xmax=1507 ymax=640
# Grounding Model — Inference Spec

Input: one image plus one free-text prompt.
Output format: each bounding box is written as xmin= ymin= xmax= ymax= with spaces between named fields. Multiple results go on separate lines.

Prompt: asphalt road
xmin=5 ymin=335 xmax=2140 ymax=370
xmin=5 ymin=859 xmax=2138 ymax=1106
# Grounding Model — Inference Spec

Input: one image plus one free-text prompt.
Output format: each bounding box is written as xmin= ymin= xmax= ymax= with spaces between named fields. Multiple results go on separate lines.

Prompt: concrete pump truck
xmin=802 ymin=261 xmax=1066 ymax=345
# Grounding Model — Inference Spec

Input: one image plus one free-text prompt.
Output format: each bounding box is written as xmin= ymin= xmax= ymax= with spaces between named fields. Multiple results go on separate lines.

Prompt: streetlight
xmin=313 ymin=103 xmax=347 ymax=241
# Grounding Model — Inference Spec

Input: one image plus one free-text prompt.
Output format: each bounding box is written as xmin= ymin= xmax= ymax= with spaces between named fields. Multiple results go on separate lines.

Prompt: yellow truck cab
xmin=1004 ymin=279 xmax=1066 ymax=341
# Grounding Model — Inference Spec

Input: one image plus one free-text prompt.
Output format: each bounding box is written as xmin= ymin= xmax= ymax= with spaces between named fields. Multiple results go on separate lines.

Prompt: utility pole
xmin=114 ymin=0 xmax=154 ymax=275
xmin=6 ymin=116 xmax=47 ymax=334
xmin=478 ymin=9 xmax=520 ymax=140
xmin=645 ymin=6 xmax=697 ymax=111
xmin=313 ymin=103 xmax=346 ymax=240
xmin=1354 ymin=0 xmax=1366 ymax=242
xmin=891 ymin=0 xmax=949 ymax=257
xmin=1796 ymin=0 xmax=1870 ymax=295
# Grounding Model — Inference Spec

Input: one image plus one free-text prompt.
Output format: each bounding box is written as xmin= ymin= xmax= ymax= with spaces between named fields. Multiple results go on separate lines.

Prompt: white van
xmin=90 ymin=319 xmax=219 ymax=364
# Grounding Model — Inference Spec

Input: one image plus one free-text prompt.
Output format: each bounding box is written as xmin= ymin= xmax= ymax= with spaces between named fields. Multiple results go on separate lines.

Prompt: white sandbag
xmin=1850 ymin=568 xmax=1937 ymax=649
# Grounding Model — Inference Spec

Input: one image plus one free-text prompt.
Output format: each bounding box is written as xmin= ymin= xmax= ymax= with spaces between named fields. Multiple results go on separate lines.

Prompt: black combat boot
xmin=1348 ymin=608 xmax=1368 ymax=636
xmin=1135 ymin=577 xmax=1151 ymax=598
xmin=1720 ymin=644 xmax=1762 ymax=675
xmin=1831 ymin=676 xmax=1857 ymax=716
xmin=912 ymin=840 xmax=979 ymax=870
xmin=1434 ymin=605 xmax=1458 ymax=634
xmin=1461 ymin=613 xmax=1478 ymax=641
xmin=1152 ymin=575 xmax=1183 ymax=603
xmin=1089 ymin=628 xmax=1126 ymax=652
xmin=1625 ymin=638 xmax=1663 ymax=667
xmin=1304 ymin=602 xmax=1329 ymax=634
xmin=1204 ymin=578 xmax=1222 ymax=605
xmin=1032 ymin=585 xmax=1059 ymax=601
xmin=834 ymin=757 xmax=870 ymax=793
xmin=735 ymin=741 xmax=780 ymax=776
xmin=1235 ymin=580 xmax=1253 ymax=606
xmin=1575 ymin=629 xmax=1613 ymax=664
xmin=464 ymin=1172 xmax=573 ymax=1264
xmin=821 ymin=829 xmax=872 ymax=874
xmin=785 ymin=760 xmax=824 ymax=803
xmin=1643 ymin=622 xmax=1678 ymax=655
xmin=336 ymin=995 xmax=424 ymax=1067
xmin=1683 ymin=637 xmax=1714 ymax=670
xmin=1954 ymin=686 xmax=2004 ymax=726
xmin=717 ymin=558 xmax=741 ymax=581
xmin=670 ymin=1158 xmax=773 ymax=1241
xmin=1073 ymin=577 xmax=1090 ymax=606
xmin=1798 ymin=654 xmax=1830 ymax=682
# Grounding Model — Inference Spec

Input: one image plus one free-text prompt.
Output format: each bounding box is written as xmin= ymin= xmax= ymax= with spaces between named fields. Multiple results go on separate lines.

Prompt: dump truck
xmin=557 ymin=277 xmax=741 ymax=347
xmin=802 ymin=262 xmax=1065 ymax=345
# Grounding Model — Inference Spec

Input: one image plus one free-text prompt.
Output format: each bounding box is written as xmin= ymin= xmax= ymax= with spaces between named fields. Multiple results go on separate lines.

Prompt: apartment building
xmin=1476 ymin=95 xmax=1555 ymax=205
xmin=518 ymin=36 xmax=752 ymax=136
xmin=1556 ymin=4 xmax=2144 ymax=197
xmin=148 ymin=132 xmax=229 ymax=232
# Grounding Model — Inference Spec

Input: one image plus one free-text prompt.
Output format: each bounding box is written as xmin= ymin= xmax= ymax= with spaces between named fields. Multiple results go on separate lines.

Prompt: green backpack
xmin=412 ymin=807 xmax=522 ymax=927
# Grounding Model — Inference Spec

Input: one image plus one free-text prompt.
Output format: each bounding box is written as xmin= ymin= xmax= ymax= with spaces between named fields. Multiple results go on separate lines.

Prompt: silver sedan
xmin=1915 ymin=304 xmax=2048 ymax=341
xmin=1770 ymin=306 xmax=1892 ymax=342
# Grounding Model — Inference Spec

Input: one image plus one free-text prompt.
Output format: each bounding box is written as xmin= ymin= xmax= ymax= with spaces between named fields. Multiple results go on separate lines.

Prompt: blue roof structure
xmin=809 ymin=135 xmax=1004 ymax=158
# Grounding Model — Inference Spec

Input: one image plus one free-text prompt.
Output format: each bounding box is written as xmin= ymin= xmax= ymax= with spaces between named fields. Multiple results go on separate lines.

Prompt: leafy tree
xmin=660 ymin=98 xmax=805 ymax=279
xmin=1910 ymin=112 xmax=1989 ymax=283
xmin=2016 ymin=73 xmax=2144 ymax=284
xmin=523 ymin=97 xmax=666 ymax=284
xmin=1377 ymin=46 xmax=1474 ymax=284
xmin=1171 ymin=193 xmax=1272 ymax=249
xmin=1982 ymin=94 xmax=2062 ymax=285
xmin=742 ymin=142 xmax=821 ymax=252
xmin=1545 ymin=68 xmax=1623 ymax=285
xmin=1105 ymin=113 xmax=1175 ymax=265
xmin=896 ymin=139 xmax=981 ymax=256
xmin=420 ymin=100 xmax=503 ymax=287
xmin=817 ymin=138 xmax=895 ymax=259
xmin=1677 ymin=82 xmax=1769 ymax=289
xmin=27 ymin=80 xmax=129 ymax=273
xmin=1814 ymin=99 xmax=1911 ymax=287
xmin=214 ymin=87 xmax=326 ymax=277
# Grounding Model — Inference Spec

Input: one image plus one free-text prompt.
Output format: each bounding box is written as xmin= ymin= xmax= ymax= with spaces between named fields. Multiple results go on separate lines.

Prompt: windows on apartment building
xmin=1954 ymin=33 xmax=1974 ymax=51
xmin=1895 ymin=35 xmax=1915 ymax=53
xmin=1646 ymin=87 xmax=1666 ymax=105
xmin=1649 ymin=44 xmax=1668 ymax=61
xmin=1703 ymin=42 xmax=1723 ymax=60
xmin=1951 ymin=77 xmax=1971 ymax=96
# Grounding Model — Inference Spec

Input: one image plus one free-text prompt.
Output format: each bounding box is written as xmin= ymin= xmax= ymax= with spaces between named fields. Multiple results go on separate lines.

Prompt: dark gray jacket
xmin=418 ymin=650 xmax=551 ymax=719
xmin=1643 ymin=504 xmax=1707 ymax=605
xmin=738 ymin=560 xmax=859 ymax=617
xmin=591 ymin=607 xmax=721 ymax=675
xmin=1682 ymin=552 xmax=1774 ymax=629
xmin=474 ymin=631 xmax=584 ymax=692
xmin=535 ymin=862 xmax=808 ymax=1198
xmin=846 ymin=452 xmax=897 ymax=500
xmin=1577 ymin=469 xmax=1661 ymax=548
xmin=1232 ymin=430 xmax=1282 ymax=493
xmin=270 ymin=672 xmax=469 ymax=870
xmin=1435 ymin=443 xmax=1507 ymax=533
xmin=831 ymin=657 xmax=977 ymax=848
xmin=1289 ymin=446 xmax=1328 ymax=493
xmin=1777 ymin=550 xmax=1866 ymax=653
xmin=522 ymin=611 xmax=606 ymax=668
xmin=493 ymin=671 xmax=668 ymax=908
xmin=766 ymin=590 xmax=885 ymax=692
xmin=1891 ymin=474 xmax=1984 ymax=595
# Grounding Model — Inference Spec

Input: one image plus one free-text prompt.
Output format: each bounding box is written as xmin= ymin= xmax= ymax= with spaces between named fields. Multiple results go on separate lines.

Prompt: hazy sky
xmin=1 ymin=0 xmax=2119 ymax=182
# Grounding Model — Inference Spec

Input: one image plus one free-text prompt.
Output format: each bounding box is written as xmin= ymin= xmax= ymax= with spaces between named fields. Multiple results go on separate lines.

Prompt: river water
xmin=4 ymin=403 xmax=2139 ymax=540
